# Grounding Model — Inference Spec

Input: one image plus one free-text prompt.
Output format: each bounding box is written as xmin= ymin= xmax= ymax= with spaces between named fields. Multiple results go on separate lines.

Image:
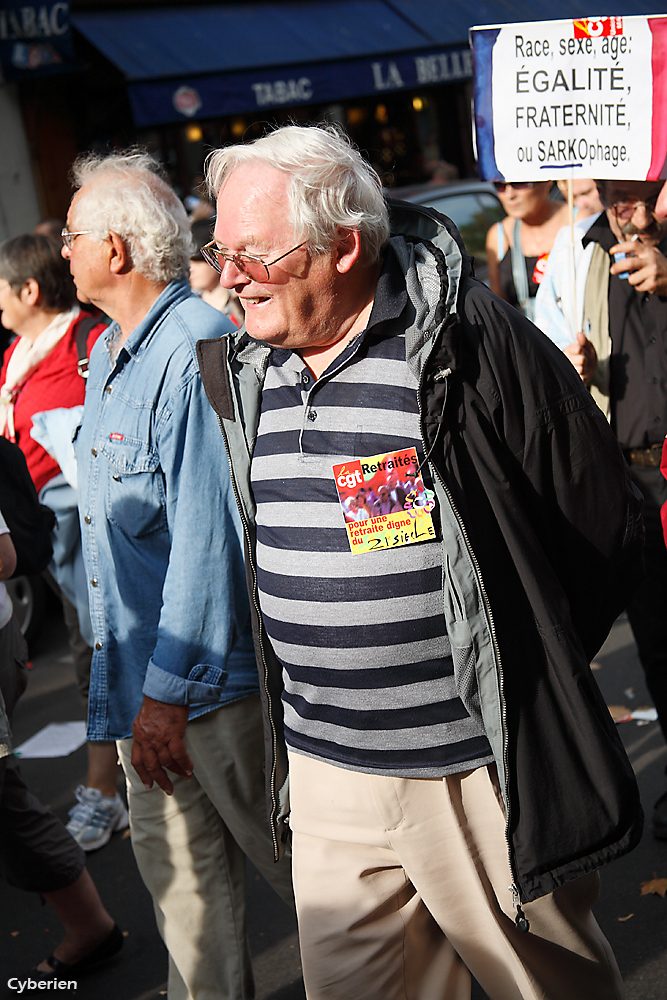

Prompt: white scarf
xmin=0 ymin=307 xmax=81 ymax=440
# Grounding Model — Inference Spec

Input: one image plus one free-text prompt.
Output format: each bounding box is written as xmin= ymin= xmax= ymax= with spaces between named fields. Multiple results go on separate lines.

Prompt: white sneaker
xmin=66 ymin=785 xmax=129 ymax=852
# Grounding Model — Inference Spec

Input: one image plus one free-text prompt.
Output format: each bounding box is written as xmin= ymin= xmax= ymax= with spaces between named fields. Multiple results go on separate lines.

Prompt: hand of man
xmin=610 ymin=239 xmax=667 ymax=295
xmin=131 ymin=696 xmax=193 ymax=795
xmin=563 ymin=332 xmax=597 ymax=385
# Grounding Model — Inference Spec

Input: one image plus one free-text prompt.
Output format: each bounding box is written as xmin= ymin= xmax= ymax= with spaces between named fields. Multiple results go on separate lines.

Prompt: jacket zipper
xmin=215 ymin=411 xmax=282 ymax=860
xmin=425 ymin=365 xmax=529 ymax=931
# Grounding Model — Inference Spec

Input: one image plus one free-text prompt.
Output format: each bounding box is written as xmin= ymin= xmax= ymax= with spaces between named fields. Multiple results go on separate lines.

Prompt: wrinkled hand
xmin=131 ymin=696 xmax=193 ymax=795
xmin=610 ymin=239 xmax=667 ymax=295
xmin=563 ymin=332 xmax=597 ymax=385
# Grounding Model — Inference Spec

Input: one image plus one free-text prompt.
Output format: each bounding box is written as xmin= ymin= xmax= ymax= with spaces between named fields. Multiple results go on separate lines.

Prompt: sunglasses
xmin=493 ymin=182 xmax=535 ymax=193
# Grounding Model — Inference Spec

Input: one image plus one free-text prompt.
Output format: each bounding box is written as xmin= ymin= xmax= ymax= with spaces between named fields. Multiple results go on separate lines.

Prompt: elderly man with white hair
xmin=62 ymin=150 xmax=293 ymax=1000
xmin=197 ymin=124 xmax=644 ymax=1000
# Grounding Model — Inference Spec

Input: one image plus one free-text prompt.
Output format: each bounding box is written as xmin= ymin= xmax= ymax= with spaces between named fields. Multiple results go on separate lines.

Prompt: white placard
xmin=471 ymin=15 xmax=667 ymax=181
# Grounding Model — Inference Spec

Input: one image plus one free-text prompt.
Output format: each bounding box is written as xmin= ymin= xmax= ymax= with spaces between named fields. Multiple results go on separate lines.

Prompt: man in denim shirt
xmin=62 ymin=150 xmax=293 ymax=1000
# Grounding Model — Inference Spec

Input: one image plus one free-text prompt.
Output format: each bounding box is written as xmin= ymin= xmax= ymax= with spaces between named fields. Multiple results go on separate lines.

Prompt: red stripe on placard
xmin=649 ymin=18 xmax=667 ymax=179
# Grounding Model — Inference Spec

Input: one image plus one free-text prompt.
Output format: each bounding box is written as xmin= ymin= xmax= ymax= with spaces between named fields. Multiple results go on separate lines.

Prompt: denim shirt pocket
xmin=100 ymin=435 xmax=167 ymax=538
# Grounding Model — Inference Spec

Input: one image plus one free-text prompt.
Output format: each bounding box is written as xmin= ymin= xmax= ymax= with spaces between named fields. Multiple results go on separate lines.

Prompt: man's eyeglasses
xmin=610 ymin=196 xmax=659 ymax=219
xmin=200 ymin=240 xmax=308 ymax=282
xmin=493 ymin=182 xmax=535 ymax=193
xmin=61 ymin=228 xmax=93 ymax=250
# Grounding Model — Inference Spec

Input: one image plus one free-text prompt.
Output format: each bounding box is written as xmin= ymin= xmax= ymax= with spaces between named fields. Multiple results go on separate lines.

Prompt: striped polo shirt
xmin=251 ymin=251 xmax=492 ymax=777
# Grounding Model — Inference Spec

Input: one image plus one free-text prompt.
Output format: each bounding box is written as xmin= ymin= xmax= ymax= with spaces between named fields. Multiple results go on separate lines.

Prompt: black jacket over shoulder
xmin=198 ymin=197 xmax=645 ymax=906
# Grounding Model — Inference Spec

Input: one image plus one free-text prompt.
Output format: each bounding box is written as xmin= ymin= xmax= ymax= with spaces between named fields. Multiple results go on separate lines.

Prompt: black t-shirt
xmin=498 ymin=250 xmax=540 ymax=309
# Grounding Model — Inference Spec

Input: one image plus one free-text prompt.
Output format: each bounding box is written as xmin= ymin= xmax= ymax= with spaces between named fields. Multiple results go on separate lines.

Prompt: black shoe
xmin=653 ymin=790 xmax=667 ymax=840
xmin=31 ymin=922 xmax=124 ymax=980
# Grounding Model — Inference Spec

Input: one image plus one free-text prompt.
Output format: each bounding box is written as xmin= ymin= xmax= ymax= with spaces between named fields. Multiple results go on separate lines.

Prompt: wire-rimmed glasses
xmin=61 ymin=228 xmax=93 ymax=250
xmin=200 ymin=240 xmax=308 ymax=281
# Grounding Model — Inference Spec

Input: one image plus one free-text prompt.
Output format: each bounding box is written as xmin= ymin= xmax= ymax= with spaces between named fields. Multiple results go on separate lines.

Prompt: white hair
xmin=69 ymin=149 xmax=193 ymax=284
xmin=205 ymin=124 xmax=390 ymax=265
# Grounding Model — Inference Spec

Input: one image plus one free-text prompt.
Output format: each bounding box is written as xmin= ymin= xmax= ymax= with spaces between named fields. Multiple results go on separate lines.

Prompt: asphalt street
xmin=1 ymin=604 xmax=665 ymax=1000
xmin=0 ymin=605 xmax=304 ymax=1000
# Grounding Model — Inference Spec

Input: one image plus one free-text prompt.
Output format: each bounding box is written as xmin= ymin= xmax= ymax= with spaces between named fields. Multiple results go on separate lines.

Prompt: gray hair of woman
xmin=205 ymin=124 xmax=390 ymax=266
xmin=69 ymin=149 xmax=194 ymax=284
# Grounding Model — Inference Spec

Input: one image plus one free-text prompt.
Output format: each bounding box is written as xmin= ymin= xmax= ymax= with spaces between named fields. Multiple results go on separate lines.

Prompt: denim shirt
xmin=76 ymin=279 xmax=258 ymax=740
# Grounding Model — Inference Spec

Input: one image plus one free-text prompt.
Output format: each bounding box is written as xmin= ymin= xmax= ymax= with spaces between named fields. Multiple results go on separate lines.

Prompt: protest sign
xmin=332 ymin=448 xmax=436 ymax=555
xmin=471 ymin=15 xmax=667 ymax=181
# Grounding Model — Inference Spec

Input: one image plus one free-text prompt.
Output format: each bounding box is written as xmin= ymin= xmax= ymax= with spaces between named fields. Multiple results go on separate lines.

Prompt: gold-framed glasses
xmin=200 ymin=240 xmax=308 ymax=281
xmin=61 ymin=228 xmax=93 ymax=250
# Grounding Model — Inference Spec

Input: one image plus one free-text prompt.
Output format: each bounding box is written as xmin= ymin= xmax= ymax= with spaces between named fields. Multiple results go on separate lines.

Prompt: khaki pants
xmin=118 ymin=695 xmax=294 ymax=1000
xmin=288 ymin=752 xmax=624 ymax=1000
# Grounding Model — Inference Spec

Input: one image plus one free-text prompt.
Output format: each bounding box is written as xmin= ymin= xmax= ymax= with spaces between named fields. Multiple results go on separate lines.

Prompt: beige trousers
xmin=118 ymin=695 xmax=294 ymax=1000
xmin=288 ymin=752 xmax=624 ymax=1000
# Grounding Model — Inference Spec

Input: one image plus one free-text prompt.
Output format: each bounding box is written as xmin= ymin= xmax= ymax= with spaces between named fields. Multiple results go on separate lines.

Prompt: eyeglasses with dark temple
xmin=610 ymin=195 xmax=660 ymax=219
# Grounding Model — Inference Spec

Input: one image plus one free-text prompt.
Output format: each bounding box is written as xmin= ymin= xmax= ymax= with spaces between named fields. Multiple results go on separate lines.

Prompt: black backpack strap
xmin=0 ymin=438 xmax=55 ymax=578
xmin=75 ymin=315 xmax=100 ymax=379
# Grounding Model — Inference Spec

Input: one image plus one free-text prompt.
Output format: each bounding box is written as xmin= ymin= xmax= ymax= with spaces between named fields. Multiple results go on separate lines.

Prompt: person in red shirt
xmin=0 ymin=234 xmax=126 ymax=853
xmin=0 ymin=237 xmax=102 ymax=492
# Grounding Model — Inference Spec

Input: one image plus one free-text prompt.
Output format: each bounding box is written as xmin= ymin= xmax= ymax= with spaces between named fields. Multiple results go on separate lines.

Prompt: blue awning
xmin=72 ymin=1 xmax=474 ymax=127
xmin=73 ymin=1 xmax=667 ymax=127
xmin=71 ymin=2 xmax=432 ymax=81
xmin=121 ymin=42 xmax=473 ymax=127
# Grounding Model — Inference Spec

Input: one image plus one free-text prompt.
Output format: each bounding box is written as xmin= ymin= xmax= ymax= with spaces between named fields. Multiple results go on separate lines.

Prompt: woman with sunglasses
xmin=485 ymin=180 xmax=568 ymax=321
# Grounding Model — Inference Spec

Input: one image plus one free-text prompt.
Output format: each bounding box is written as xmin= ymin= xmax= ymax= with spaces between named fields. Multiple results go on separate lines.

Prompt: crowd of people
xmin=341 ymin=472 xmax=417 ymax=521
xmin=0 ymin=123 xmax=664 ymax=1000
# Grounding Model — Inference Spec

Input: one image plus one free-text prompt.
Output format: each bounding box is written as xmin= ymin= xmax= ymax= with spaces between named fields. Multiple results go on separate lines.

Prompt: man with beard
xmin=541 ymin=179 xmax=667 ymax=841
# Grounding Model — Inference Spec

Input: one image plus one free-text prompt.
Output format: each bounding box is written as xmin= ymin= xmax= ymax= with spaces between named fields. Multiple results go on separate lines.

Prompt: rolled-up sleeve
xmin=141 ymin=371 xmax=256 ymax=707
